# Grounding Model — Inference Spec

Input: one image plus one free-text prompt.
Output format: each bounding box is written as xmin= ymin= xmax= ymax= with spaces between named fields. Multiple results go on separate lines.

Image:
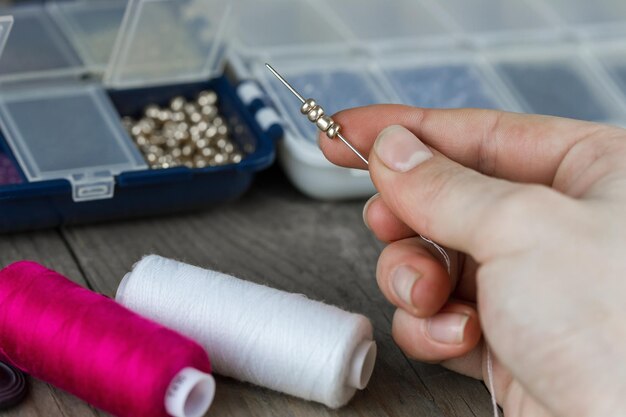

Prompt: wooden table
xmin=0 ymin=166 xmax=494 ymax=417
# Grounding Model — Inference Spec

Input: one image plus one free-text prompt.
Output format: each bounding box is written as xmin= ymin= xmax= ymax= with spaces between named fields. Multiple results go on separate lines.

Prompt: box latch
xmin=69 ymin=171 xmax=115 ymax=202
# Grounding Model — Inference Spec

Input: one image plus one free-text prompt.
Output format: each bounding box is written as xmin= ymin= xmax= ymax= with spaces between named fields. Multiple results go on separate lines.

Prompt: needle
xmin=265 ymin=63 xmax=369 ymax=166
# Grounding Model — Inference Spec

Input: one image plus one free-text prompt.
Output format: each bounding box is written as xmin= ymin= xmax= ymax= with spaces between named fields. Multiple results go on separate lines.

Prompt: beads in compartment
xmin=123 ymin=91 xmax=244 ymax=169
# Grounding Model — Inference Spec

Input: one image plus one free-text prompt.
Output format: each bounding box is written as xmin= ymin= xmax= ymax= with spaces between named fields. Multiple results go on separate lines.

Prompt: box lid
xmin=0 ymin=5 xmax=84 ymax=82
xmin=0 ymin=16 xmax=148 ymax=202
xmin=103 ymin=0 xmax=232 ymax=88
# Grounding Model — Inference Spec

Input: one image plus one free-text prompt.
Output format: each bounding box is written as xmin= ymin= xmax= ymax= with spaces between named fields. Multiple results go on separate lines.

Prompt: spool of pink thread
xmin=0 ymin=261 xmax=215 ymax=417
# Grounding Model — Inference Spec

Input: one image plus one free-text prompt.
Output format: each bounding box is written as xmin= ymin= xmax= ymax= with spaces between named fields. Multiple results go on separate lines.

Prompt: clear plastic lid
xmin=432 ymin=0 xmax=562 ymax=44
xmin=233 ymin=0 xmax=351 ymax=58
xmin=104 ymin=0 xmax=231 ymax=88
xmin=47 ymin=0 xmax=128 ymax=71
xmin=0 ymin=5 xmax=83 ymax=82
xmin=327 ymin=0 xmax=458 ymax=50
xmin=379 ymin=52 xmax=518 ymax=112
xmin=489 ymin=47 xmax=626 ymax=123
xmin=0 ymin=83 xmax=147 ymax=201
xmin=541 ymin=0 xmax=626 ymax=38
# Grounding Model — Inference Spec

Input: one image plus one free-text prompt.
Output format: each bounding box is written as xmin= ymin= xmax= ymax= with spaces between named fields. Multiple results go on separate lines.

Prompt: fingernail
xmin=391 ymin=265 xmax=421 ymax=307
xmin=427 ymin=313 xmax=469 ymax=345
xmin=362 ymin=194 xmax=379 ymax=230
xmin=374 ymin=125 xmax=433 ymax=172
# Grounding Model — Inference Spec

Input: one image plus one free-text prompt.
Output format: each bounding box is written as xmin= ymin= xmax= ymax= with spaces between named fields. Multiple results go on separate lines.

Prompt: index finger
xmin=319 ymin=105 xmax=611 ymax=186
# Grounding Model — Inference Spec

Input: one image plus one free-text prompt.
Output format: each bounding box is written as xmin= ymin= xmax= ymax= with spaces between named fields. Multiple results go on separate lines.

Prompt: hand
xmin=319 ymin=106 xmax=626 ymax=417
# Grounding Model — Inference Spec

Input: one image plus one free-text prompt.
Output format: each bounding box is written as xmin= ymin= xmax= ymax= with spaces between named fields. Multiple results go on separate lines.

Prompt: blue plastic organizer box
xmin=0 ymin=0 xmax=280 ymax=233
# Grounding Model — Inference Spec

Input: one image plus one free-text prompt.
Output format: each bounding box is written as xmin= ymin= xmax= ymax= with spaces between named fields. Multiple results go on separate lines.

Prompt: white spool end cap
xmin=165 ymin=367 xmax=216 ymax=417
xmin=347 ymin=340 xmax=377 ymax=390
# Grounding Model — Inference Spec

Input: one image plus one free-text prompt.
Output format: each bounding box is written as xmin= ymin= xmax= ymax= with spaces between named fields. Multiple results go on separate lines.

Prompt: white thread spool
xmin=116 ymin=255 xmax=377 ymax=408
xmin=166 ymin=368 xmax=215 ymax=417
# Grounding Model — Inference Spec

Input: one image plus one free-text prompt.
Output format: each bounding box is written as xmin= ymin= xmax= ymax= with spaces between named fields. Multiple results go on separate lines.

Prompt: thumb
xmin=369 ymin=125 xmax=560 ymax=261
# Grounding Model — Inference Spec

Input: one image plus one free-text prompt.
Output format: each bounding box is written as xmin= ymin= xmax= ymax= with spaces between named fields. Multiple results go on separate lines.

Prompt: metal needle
xmin=265 ymin=63 xmax=369 ymax=165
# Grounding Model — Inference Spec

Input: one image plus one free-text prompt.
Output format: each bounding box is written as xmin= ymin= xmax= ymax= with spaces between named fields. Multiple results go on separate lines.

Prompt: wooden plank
xmin=0 ymin=231 xmax=100 ymax=417
xmin=60 ymin=169 xmax=494 ymax=417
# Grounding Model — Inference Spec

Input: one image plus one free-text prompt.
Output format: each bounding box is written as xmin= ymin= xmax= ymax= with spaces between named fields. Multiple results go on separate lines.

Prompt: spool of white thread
xmin=116 ymin=255 xmax=377 ymax=408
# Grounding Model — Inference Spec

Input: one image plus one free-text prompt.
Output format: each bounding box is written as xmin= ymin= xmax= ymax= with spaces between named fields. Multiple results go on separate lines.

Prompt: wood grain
xmin=56 ymin=168 xmax=494 ymax=417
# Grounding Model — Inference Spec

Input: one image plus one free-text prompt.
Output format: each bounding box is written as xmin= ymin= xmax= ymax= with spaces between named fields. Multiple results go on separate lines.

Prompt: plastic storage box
xmin=229 ymin=0 xmax=626 ymax=199
xmin=0 ymin=0 xmax=278 ymax=233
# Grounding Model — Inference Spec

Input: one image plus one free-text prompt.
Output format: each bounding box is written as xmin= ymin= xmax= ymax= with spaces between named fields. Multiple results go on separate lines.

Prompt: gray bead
xmin=229 ymin=153 xmax=243 ymax=164
xmin=223 ymin=143 xmax=234 ymax=154
xmin=171 ymin=111 xmax=186 ymax=122
xmin=197 ymin=90 xmax=218 ymax=107
xmin=182 ymin=145 xmax=194 ymax=157
xmin=130 ymin=124 xmax=143 ymax=137
xmin=170 ymin=96 xmax=186 ymax=112
xmin=184 ymin=103 xmax=199 ymax=115
xmin=201 ymin=105 xmax=218 ymax=120
xmin=145 ymin=105 xmax=161 ymax=120
xmin=307 ymin=106 xmax=324 ymax=122
xmin=195 ymin=138 xmax=209 ymax=149
xmin=205 ymin=125 xmax=218 ymax=139
xmin=158 ymin=110 xmax=173 ymax=123
xmin=300 ymin=98 xmax=316 ymax=114
xmin=216 ymin=125 xmax=229 ymax=137
xmin=315 ymin=115 xmax=333 ymax=132
xmin=216 ymin=138 xmax=228 ymax=149
xmin=201 ymin=147 xmax=216 ymax=158
xmin=212 ymin=116 xmax=224 ymax=127
xmin=326 ymin=123 xmax=341 ymax=139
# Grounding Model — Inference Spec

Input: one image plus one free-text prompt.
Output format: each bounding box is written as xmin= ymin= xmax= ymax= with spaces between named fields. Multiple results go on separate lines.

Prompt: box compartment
xmin=0 ymin=0 xmax=277 ymax=233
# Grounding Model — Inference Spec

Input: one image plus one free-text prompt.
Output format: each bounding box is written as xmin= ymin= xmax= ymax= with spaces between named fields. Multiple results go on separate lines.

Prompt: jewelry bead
xmin=197 ymin=90 xmax=218 ymax=107
xmin=170 ymin=96 xmax=186 ymax=112
xmin=300 ymin=99 xmax=317 ymax=114
xmin=326 ymin=123 xmax=340 ymax=139
xmin=307 ymin=106 xmax=324 ymax=122
xmin=145 ymin=105 xmax=161 ymax=120
xmin=315 ymin=115 xmax=333 ymax=132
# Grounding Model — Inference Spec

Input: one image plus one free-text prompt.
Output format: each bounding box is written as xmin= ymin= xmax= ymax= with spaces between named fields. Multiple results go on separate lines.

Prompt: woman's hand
xmin=319 ymin=106 xmax=626 ymax=417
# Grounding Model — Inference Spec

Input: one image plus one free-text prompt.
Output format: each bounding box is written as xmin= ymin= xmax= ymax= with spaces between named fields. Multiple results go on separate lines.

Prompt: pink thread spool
xmin=0 ymin=261 xmax=215 ymax=417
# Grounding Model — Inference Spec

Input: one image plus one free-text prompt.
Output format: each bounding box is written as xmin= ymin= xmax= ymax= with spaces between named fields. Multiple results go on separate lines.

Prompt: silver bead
xmin=201 ymin=105 xmax=218 ymax=120
xmin=130 ymin=123 xmax=143 ymax=137
xmin=223 ymin=143 xmax=234 ymax=154
xmin=170 ymin=96 xmax=186 ymax=112
xmin=184 ymin=103 xmax=199 ymax=115
xmin=194 ymin=156 xmax=208 ymax=168
xmin=213 ymin=153 xmax=226 ymax=165
xmin=145 ymin=105 xmax=161 ymax=120
xmin=315 ymin=115 xmax=333 ymax=132
xmin=216 ymin=125 xmax=228 ymax=137
xmin=201 ymin=147 xmax=216 ymax=158
xmin=182 ymin=145 xmax=194 ymax=157
xmin=307 ymin=105 xmax=324 ymax=122
xmin=300 ymin=99 xmax=316 ymax=114
xmin=195 ymin=138 xmax=209 ymax=149
xmin=171 ymin=111 xmax=186 ymax=122
xmin=171 ymin=148 xmax=183 ymax=158
xmin=158 ymin=110 xmax=173 ymax=123
xmin=197 ymin=90 xmax=218 ymax=107
xmin=216 ymin=138 xmax=228 ymax=149
xmin=196 ymin=121 xmax=209 ymax=132
xmin=205 ymin=125 xmax=218 ymax=139
xmin=135 ymin=135 xmax=149 ymax=147
xmin=189 ymin=112 xmax=203 ymax=124
xmin=327 ymin=123 xmax=341 ymax=139
xmin=146 ymin=153 xmax=158 ymax=163
xmin=229 ymin=153 xmax=243 ymax=164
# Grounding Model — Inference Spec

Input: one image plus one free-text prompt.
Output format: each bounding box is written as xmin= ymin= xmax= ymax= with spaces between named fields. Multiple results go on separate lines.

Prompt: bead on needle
xmin=265 ymin=63 xmax=369 ymax=165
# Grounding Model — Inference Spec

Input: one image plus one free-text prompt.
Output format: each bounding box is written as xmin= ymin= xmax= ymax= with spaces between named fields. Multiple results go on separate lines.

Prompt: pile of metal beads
xmin=123 ymin=91 xmax=244 ymax=169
